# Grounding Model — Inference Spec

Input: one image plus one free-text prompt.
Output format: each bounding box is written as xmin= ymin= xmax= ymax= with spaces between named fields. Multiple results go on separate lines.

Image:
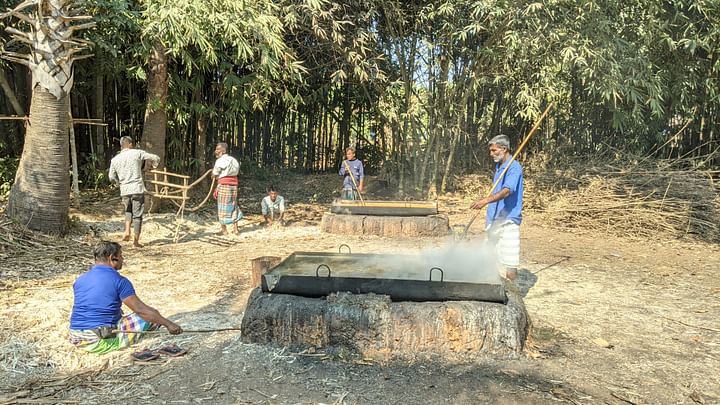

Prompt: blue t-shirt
xmin=486 ymin=159 xmax=524 ymax=227
xmin=339 ymin=158 xmax=364 ymax=189
xmin=70 ymin=264 xmax=136 ymax=330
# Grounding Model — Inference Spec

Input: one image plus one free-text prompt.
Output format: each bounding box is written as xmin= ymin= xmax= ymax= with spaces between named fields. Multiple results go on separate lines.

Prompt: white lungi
xmin=486 ymin=220 xmax=520 ymax=268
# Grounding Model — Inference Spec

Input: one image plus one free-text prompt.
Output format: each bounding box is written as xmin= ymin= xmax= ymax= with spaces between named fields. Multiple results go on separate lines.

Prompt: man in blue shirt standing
xmin=471 ymin=135 xmax=524 ymax=281
xmin=339 ymin=146 xmax=364 ymax=200
xmin=69 ymin=241 xmax=182 ymax=354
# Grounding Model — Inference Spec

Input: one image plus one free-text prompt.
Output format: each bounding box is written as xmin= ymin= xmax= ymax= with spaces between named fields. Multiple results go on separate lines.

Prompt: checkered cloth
xmin=69 ymin=313 xmax=157 ymax=354
xmin=340 ymin=187 xmax=359 ymax=201
xmin=216 ymin=184 xmax=240 ymax=225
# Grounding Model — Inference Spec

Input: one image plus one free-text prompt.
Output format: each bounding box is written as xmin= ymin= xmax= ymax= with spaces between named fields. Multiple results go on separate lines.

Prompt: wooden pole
xmin=0 ymin=116 xmax=106 ymax=125
xmin=111 ymin=327 xmax=243 ymax=334
xmin=251 ymin=256 xmax=281 ymax=289
xmin=68 ymin=107 xmax=81 ymax=208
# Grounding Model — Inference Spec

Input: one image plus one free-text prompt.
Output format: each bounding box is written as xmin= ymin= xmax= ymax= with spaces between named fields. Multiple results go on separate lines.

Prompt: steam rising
xmin=408 ymin=239 xmax=501 ymax=284
xmin=272 ymin=240 xmax=502 ymax=286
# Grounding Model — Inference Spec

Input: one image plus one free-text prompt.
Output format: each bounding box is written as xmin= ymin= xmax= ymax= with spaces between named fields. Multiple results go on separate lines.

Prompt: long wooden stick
xmin=462 ymin=102 xmax=556 ymax=236
xmin=111 ymin=327 xmax=242 ymax=334
xmin=343 ymin=160 xmax=365 ymax=204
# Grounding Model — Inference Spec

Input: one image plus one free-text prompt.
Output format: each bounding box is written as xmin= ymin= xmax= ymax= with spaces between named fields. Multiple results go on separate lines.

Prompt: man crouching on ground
xmin=69 ymin=241 xmax=182 ymax=354
xmin=262 ymin=185 xmax=286 ymax=226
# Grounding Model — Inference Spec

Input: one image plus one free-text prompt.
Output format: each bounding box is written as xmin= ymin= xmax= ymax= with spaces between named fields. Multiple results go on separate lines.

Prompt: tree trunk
xmin=68 ymin=108 xmax=80 ymax=207
xmin=440 ymin=129 xmax=460 ymax=193
xmin=7 ymin=88 xmax=70 ymax=234
xmin=194 ymin=86 xmax=207 ymax=174
xmin=241 ymin=286 xmax=530 ymax=362
xmin=142 ymin=43 xmax=169 ymax=161
xmin=340 ymin=84 xmax=351 ymax=155
xmin=94 ymin=73 xmax=105 ymax=169
xmin=4 ymin=0 xmax=92 ymax=234
xmin=142 ymin=43 xmax=169 ymax=211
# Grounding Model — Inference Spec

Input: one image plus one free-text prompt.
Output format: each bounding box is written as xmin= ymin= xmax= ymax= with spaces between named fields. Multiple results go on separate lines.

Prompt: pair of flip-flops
xmin=131 ymin=344 xmax=187 ymax=364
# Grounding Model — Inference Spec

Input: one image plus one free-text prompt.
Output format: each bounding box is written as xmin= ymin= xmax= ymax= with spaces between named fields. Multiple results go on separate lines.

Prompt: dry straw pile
xmin=525 ymin=151 xmax=720 ymax=242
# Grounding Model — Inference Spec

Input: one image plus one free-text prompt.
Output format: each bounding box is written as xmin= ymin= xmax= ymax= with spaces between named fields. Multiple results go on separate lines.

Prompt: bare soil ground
xmin=1 ymin=173 xmax=719 ymax=404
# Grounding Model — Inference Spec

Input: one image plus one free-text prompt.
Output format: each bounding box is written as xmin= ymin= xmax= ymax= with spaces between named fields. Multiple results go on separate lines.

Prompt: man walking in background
xmin=471 ymin=134 xmax=524 ymax=281
xmin=338 ymin=146 xmax=364 ymax=200
xmin=109 ymin=136 xmax=160 ymax=248
xmin=212 ymin=142 xmax=241 ymax=235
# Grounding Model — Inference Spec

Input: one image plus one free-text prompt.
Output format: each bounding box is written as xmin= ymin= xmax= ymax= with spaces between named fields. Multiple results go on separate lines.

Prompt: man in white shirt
xmin=261 ymin=185 xmax=285 ymax=226
xmin=212 ymin=142 xmax=241 ymax=235
xmin=108 ymin=136 xmax=160 ymax=247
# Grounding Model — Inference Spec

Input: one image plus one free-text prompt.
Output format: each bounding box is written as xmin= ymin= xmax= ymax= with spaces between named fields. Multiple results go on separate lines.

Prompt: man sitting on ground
xmin=261 ymin=185 xmax=286 ymax=226
xmin=69 ymin=241 xmax=182 ymax=354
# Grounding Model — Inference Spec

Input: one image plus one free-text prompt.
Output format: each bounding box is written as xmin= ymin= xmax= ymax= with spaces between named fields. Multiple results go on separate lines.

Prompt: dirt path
xmin=1 ymin=202 xmax=718 ymax=404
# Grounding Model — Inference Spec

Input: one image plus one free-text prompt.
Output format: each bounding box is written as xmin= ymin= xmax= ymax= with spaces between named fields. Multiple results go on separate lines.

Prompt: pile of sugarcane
xmin=526 ymin=152 xmax=720 ymax=241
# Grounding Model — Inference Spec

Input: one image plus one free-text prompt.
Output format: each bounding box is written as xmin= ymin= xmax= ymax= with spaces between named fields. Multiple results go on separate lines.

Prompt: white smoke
xmin=415 ymin=240 xmax=501 ymax=284
xmin=277 ymin=239 xmax=501 ymax=286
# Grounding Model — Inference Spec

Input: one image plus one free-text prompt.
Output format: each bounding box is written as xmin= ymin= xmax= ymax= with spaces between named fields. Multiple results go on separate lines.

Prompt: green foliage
xmin=142 ymin=0 xmax=306 ymax=106
xmin=78 ymin=154 xmax=109 ymax=190
xmin=3 ymin=0 xmax=718 ymax=196
xmin=238 ymin=157 xmax=273 ymax=180
xmin=77 ymin=0 xmax=144 ymax=74
xmin=358 ymin=143 xmax=384 ymax=176
xmin=0 ymin=157 xmax=18 ymax=199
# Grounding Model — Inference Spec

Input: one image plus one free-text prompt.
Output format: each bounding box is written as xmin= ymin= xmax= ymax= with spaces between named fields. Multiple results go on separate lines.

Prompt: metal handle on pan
xmin=429 ymin=267 xmax=444 ymax=282
xmin=338 ymin=244 xmax=351 ymax=254
xmin=316 ymin=264 xmax=332 ymax=278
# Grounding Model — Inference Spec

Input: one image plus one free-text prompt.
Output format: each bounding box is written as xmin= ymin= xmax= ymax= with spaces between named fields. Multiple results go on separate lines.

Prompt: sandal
xmin=131 ymin=348 xmax=160 ymax=363
xmin=157 ymin=343 xmax=187 ymax=357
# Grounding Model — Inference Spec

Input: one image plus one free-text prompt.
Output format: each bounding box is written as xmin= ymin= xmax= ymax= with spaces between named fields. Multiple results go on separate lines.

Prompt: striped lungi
xmin=69 ymin=313 xmax=157 ymax=354
xmin=340 ymin=187 xmax=358 ymax=200
xmin=216 ymin=184 xmax=239 ymax=225
xmin=486 ymin=220 xmax=521 ymax=268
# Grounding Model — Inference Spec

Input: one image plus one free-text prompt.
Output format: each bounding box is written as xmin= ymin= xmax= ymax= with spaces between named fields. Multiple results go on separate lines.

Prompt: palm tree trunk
xmin=3 ymin=0 xmax=94 ymax=234
xmin=7 ymin=88 xmax=70 ymax=234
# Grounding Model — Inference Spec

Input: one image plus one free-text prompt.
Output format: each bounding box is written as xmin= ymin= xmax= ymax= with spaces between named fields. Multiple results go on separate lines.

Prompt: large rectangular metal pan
xmin=330 ymin=199 xmax=439 ymax=216
xmin=261 ymin=251 xmax=506 ymax=303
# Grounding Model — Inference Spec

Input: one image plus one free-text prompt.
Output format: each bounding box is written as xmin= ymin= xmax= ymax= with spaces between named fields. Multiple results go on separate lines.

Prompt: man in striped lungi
xmin=69 ymin=241 xmax=183 ymax=354
xmin=471 ymin=134 xmax=524 ymax=281
xmin=212 ymin=142 xmax=241 ymax=235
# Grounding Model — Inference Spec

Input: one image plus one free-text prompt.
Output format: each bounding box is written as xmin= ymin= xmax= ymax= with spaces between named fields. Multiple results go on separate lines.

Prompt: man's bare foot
xmin=122 ymin=235 xmax=131 ymax=242
xmin=133 ymin=242 xmax=144 ymax=248
xmin=217 ymin=230 xmax=228 ymax=236
xmin=231 ymin=227 xmax=239 ymax=235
